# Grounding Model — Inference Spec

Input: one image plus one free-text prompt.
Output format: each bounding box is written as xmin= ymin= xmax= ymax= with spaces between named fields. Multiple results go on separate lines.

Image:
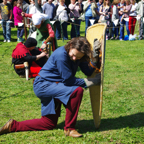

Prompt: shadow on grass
xmin=0 ymin=90 xmax=26 ymax=101
xmin=11 ymin=38 xmax=18 ymax=42
xmin=57 ymin=112 xmax=144 ymax=133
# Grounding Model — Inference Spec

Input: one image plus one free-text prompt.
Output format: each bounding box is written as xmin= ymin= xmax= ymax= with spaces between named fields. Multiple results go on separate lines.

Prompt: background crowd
xmin=0 ymin=0 xmax=144 ymax=43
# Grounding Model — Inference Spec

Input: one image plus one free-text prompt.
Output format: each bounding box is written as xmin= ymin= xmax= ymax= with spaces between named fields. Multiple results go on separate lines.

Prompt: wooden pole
xmin=21 ymin=3 xmax=27 ymax=40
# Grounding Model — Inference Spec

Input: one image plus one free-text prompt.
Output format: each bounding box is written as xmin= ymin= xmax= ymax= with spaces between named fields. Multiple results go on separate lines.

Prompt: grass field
xmin=0 ymin=22 xmax=144 ymax=143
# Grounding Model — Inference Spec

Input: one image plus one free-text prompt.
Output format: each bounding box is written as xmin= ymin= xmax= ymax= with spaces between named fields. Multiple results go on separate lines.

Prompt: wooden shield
xmin=86 ymin=23 xmax=107 ymax=128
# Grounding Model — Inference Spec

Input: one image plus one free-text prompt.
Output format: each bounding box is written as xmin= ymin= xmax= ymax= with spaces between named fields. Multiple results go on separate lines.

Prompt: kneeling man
xmin=1 ymin=37 xmax=100 ymax=137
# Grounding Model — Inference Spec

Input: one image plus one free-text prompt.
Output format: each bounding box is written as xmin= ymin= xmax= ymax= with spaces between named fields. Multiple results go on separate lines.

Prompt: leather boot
xmin=64 ymin=129 xmax=83 ymax=138
xmin=0 ymin=119 xmax=14 ymax=135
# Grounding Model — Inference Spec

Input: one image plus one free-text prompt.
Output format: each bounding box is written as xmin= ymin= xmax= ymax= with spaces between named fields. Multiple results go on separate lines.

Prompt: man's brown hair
xmin=65 ymin=37 xmax=92 ymax=62
xmin=13 ymin=0 xmax=21 ymax=7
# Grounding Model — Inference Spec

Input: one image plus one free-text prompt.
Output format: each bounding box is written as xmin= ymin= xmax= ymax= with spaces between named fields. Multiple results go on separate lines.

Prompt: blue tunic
xmin=33 ymin=46 xmax=95 ymax=116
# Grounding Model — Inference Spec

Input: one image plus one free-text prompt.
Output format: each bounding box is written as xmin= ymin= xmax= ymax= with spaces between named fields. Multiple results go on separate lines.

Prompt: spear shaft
xmin=21 ymin=3 xmax=27 ymax=40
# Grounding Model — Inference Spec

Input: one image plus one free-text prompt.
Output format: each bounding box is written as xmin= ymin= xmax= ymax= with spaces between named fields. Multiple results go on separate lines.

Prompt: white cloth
xmin=0 ymin=20 xmax=12 ymax=24
xmin=112 ymin=5 xmax=119 ymax=21
xmin=30 ymin=31 xmax=37 ymax=39
xmin=89 ymin=19 xmax=95 ymax=25
xmin=129 ymin=3 xmax=138 ymax=16
xmin=18 ymin=23 xmax=24 ymax=27
xmin=129 ymin=34 xmax=137 ymax=40
xmin=50 ymin=21 xmax=56 ymax=25
xmin=7 ymin=21 xmax=13 ymax=23
xmin=113 ymin=19 xmax=119 ymax=26
xmin=71 ymin=18 xmax=75 ymax=22
xmin=136 ymin=15 xmax=141 ymax=20
xmin=124 ymin=18 xmax=129 ymax=21
xmin=56 ymin=4 xmax=68 ymax=21
xmin=32 ymin=13 xmax=49 ymax=25
xmin=29 ymin=5 xmax=41 ymax=14
xmin=78 ymin=13 xmax=85 ymax=21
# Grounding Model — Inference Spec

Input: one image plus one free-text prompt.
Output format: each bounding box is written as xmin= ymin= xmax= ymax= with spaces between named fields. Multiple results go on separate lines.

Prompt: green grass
xmin=0 ymin=22 xmax=144 ymax=143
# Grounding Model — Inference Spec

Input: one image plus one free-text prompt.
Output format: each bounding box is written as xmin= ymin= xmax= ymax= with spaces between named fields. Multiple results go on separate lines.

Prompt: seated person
xmin=12 ymin=37 xmax=47 ymax=78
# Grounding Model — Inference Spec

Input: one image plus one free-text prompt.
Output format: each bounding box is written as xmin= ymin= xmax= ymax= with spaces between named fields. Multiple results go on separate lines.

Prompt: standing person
xmin=42 ymin=0 xmax=47 ymax=7
xmin=117 ymin=0 xmax=125 ymax=14
xmin=97 ymin=0 xmax=103 ymax=22
xmin=13 ymin=1 xmax=24 ymax=42
xmin=119 ymin=0 xmax=131 ymax=40
xmin=18 ymin=0 xmax=29 ymax=12
xmin=129 ymin=0 xmax=137 ymax=35
xmin=21 ymin=12 xmax=57 ymax=51
xmin=43 ymin=0 xmax=55 ymax=20
xmin=136 ymin=0 xmax=144 ymax=40
xmin=7 ymin=0 xmax=13 ymax=4
xmin=26 ymin=0 xmax=43 ymax=38
xmin=34 ymin=0 xmax=43 ymax=13
xmin=7 ymin=0 xmax=14 ymax=28
xmin=54 ymin=0 xmax=70 ymax=40
xmin=83 ymin=0 xmax=99 ymax=35
xmin=53 ymin=0 xmax=60 ymax=6
xmin=119 ymin=0 xmax=132 ymax=25
xmin=0 ymin=37 xmax=101 ymax=137
xmin=97 ymin=0 xmax=103 ymax=12
xmin=18 ymin=0 xmax=29 ymax=38
xmin=0 ymin=0 xmax=12 ymax=42
xmin=28 ymin=0 xmax=42 ymax=14
xmin=77 ymin=0 xmax=83 ymax=37
xmin=26 ymin=0 xmax=36 ymax=37
xmin=117 ymin=0 xmax=125 ymax=38
xmin=69 ymin=0 xmax=81 ymax=38
xmin=12 ymin=37 xmax=47 ymax=78
xmin=111 ymin=0 xmax=119 ymax=40
xmin=99 ymin=0 xmax=112 ymax=40
xmin=26 ymin=0 xmax=34 ymax=15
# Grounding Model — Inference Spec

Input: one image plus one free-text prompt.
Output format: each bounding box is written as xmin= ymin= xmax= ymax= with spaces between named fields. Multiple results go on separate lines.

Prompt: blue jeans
xmin=139 ymin=17 xmax=144 ymax=39
xmin=1 ymin=20 xmax=11 ymax=40
xmin=85 ymin=16 xmax=96 ymax=35
xmin=55 ymin=21 xmax=68 ymax=40
xmin=77 ymin=19 xmax=81 ymax=36
xmin=17 ymin=25 xmax=24 ymax=38
xmin=111 ymin=22 xmax=119 ymax=37
xmin=119 ymin=16 xmax=130 ymax=40
xmin=71 ymin=19 xmax=79 ymax=38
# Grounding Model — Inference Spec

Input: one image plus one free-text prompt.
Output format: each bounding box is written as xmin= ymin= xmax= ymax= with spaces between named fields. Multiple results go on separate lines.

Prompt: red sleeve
xmin=24 ymin=13 xmax=33 ymax=18
xmin=46 ymin=24 xmax=55 ymax=38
